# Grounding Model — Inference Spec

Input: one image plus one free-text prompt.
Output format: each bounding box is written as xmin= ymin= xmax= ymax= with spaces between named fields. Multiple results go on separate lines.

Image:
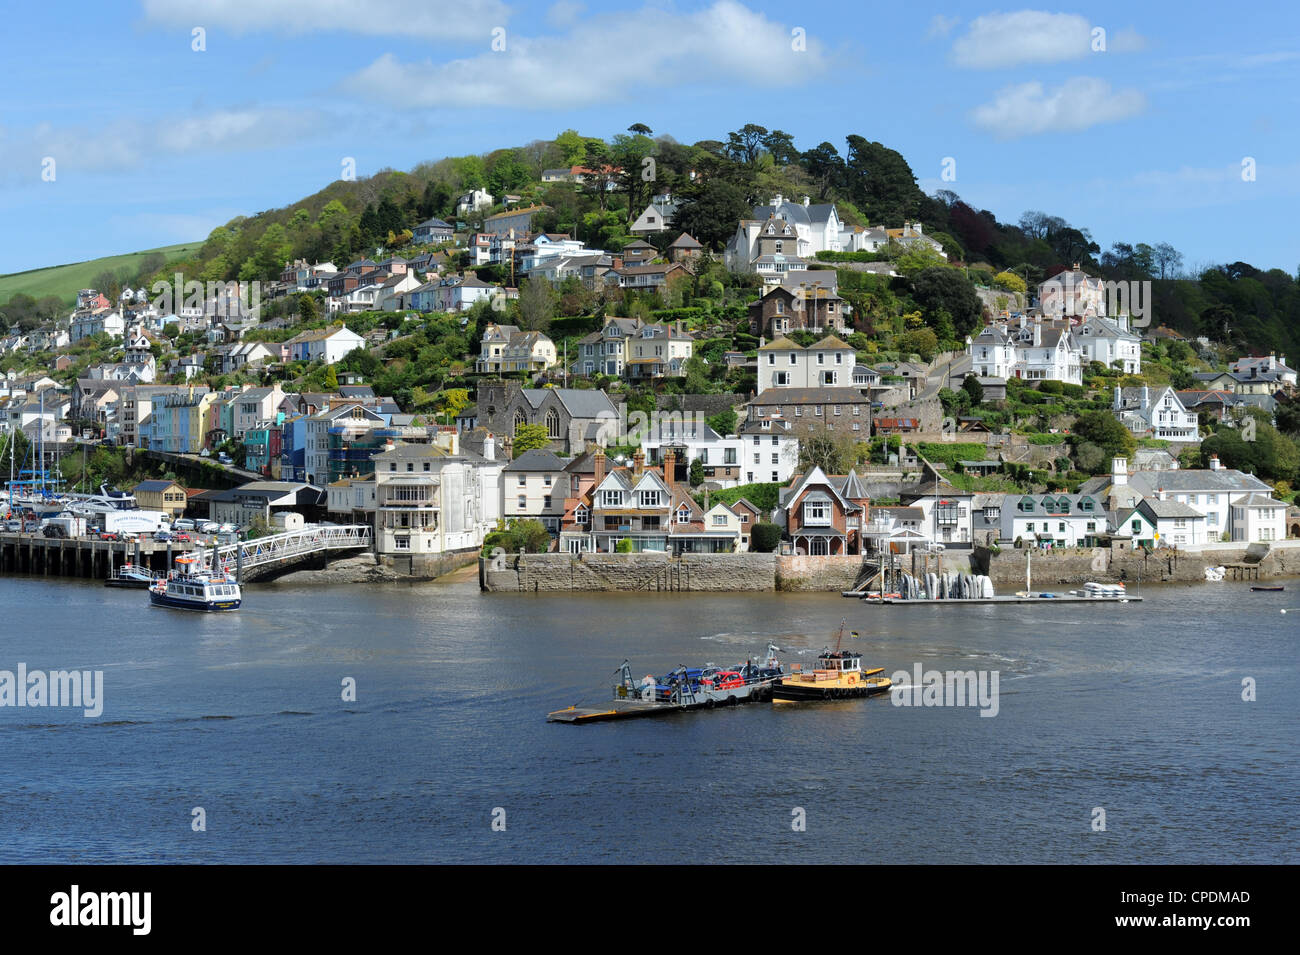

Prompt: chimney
xmin=1209 ymin=454 xmax=1221 ymax=471
xmin=1112 ymin=456 xmax=1128 ymax=486
xmin=633 ymin=448 xmax=644 ymax=477
xmin=1033 ymin=322 xmax=1041 ymax=347
xmin=483 ymin=432 xmax=495 ymax=461
xmin=663 ymin=449 xmax=676 ymax=488
xmin=802 ymin=196 xmax=810 ymax=207
xmin=594 ymin=448 xmax=606 ymax=486
xmin=1157 ymin=487 xmax=1167 ymax=501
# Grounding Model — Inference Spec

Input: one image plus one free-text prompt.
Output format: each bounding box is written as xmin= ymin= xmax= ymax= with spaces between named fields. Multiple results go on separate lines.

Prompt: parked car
xmin=702 ymin=670 xmax=745 ymax=690
xmin=99 ymin=531 xmax=122 ymax=542
xmin=154 ymin=530 xmax=173 ymax=542
xmin=218 ymin=523 xmax=238 ymax=535
xmin=172 ymin=532 xmax=191 ymax=543
xmin=218 ymin=452 xmax=233 ymax=465
xmin=198 ymin=521 xmax=220 ymax=534
xmin=173 ymin=519 xmax=196 ymax=532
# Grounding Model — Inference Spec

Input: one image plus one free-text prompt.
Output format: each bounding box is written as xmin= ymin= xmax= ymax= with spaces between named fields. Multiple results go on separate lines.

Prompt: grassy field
xmin=0 ymin=242 xmax=201 ymax=306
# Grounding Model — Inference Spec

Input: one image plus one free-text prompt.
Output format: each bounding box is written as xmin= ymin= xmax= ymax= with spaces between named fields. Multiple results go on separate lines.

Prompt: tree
xmin=725 ymin=123 xmax=769 ymax=165
xmin=672 ymin=179 xmax=752 ymax=248
xmin=518 ymin=278 xmax=555 ymax=331
xmin=1152 ymin=242 xmax=1183 ymax=280
xmin=910 ymin=267 xmax=983 ymax=337
xmin=689 ymin=458 xmax=705 ymax=487
xmin=512 ymin=424 xmax=550 ymax=457
xmin=801 ymin=142 xmax=843 ymax=200
xmin=1072 ymin=411 xmax=1137 ymax=459
xmin=750 ymin=522 xmax=782 ymax=553
xmin=993 ymin=271 xmax=1027 ymax=294
xmin=799 ymin=429 xmax=853 ymax=474
xmin=298 ymin=294 xmax=319 ymax=325
xmin=627 ymin=123 xmax=653 ymax=136
xmin=961 ymin=374 xmax=984 ymax=405
xmin=706 ymin=408 xmax=738 ymax=436
xmin=896 ymin=328 xmax=939 ymax=363
xmin=323 ymin=365 xmax=338 ymax=391
xmin=842 ymin=136 xmax=923 ymax=225
xmin=553 ymin=129 xmax=588 ymax=167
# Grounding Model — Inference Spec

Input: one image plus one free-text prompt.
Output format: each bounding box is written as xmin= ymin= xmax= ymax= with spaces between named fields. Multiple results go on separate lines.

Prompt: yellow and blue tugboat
xmin=771 ymin=622 xmax=891 ymax=704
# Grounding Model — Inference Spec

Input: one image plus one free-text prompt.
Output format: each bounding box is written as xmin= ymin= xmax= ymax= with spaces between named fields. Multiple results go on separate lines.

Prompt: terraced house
xmin=999 ymin=492 xmax=1108 ymax=547
xmin=559 ymin=449 xmax=739 ymax=554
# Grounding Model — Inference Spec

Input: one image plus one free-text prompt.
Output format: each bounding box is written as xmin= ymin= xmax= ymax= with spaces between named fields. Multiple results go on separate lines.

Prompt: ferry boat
xmin=771 ymin=622 xmax=891 ymax=704
xmin=105 ymin=563 xmax=158 ymax=589
xmin=148 ymin=555 xmax=241 ymax=612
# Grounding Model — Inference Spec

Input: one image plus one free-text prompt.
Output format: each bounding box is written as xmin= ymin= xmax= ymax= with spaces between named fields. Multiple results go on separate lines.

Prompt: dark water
xmin=0 ymin=572 xmax=1295 ymax=863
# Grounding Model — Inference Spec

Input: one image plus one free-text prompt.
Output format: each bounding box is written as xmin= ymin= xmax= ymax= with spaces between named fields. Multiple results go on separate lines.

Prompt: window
xmin=817 ymin=353 xmax=825 ymax=365
xmin=423 ymin=462 xmax=430 ymax=472
xmin=712 ymin=514 xmax=727 ymax=526
xmin=833 ymin=405 xmax=841 ymax=416
xmin=545 ymin=408 xmax=561 ymax=439
xmin=803 ymin=501 xmax=829 ymax=525
xmin=676 ymin=506 xmax=691 ymax=525
xmin=725 ymin=448 xmax=737 ymax=465
xmin=767 ymin=353 xmax=775 ymax=365
xmin=814 ymin=406 xmax=822 ymax=416
xmin=406 ymin=463 xmax=413 ymax=472
xmin=753 ymin=453 xmax=760 ymax=464
xmin=789 ymin=354 xmax=797 ymax=365
xmin=771 ymin=453 xmax=779 ymax=465
xmin=517 ymin=475 xmax=526 ymax=486
xmin=1058 ymin=522 xmax=1066 ymax=533
xmin=638 ymin=491 xmax=660 ymax=508
xmin=1131 ymin=520 xmax=1141 ymax=534
xmin=601 ymin=490 xmax=622 ymax=507
xmin=517 ymin=495 xmax=526 ymax=508
xmin=574 ymin=505 xmax=589 ymax=523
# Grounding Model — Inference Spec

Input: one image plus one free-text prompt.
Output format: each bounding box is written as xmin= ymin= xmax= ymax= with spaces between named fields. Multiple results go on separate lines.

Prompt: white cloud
xmin=345 ymin=0 xmax=825 ymax=109
xmin=547 ymin=1 xmax=585 ymax=28
xmin=926 ymin=14 xmax=960 ymax=40
xmin=140 ymin=0 xmax=509 ymax=40
xmin=951 ymin=11 xmax=1142 ymax=68
xmin=970 ymin=77 xmax=1146 ymax=138
xmin=0 ymin=108 xmax=326 ymax=178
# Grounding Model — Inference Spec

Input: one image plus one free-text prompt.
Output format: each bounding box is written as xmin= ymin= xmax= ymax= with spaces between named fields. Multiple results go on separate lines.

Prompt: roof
xmin=133 ymin=480 xmax=181 ymax=493
xmin=1141 ymin=499 xmax=1204 ymax=519
xmin=668 ymin=233 xmax=703 ymax=249
xmin=503 ymin=448 xmax=565 ymax=472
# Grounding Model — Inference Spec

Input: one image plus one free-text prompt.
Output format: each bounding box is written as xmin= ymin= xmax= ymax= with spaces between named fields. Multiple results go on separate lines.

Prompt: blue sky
xmin=1 ymin=0 xmax=1297 ymax=277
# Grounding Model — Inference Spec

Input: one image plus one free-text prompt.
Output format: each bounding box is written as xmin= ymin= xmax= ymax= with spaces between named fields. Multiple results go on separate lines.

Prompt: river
xmin=0 ymin=573 xmax=1295 ymax=863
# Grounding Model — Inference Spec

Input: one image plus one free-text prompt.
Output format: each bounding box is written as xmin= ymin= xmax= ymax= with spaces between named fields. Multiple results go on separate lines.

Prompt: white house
xmin=284 ymin=326 xmax=365 ymax=365
xmin=1113 ymin=385 xmax=1199 ymax=442
xmin=999 ymin=492 xmax=1109 ymax=547
xmin=968 ymin=325 xmax=1017 ymax=380
xmin=501 ymin=446 xmax=568 ymax=533
xmin=1077 ymin=316 xmax=1142 ymax=373
xmin=1038 ymin=266 xmax=1108 ymax=319
xmin=1117 ymin=496 xmax=1208 ymax=549
xmin=758 ymin=335 xmax=858 ymax=393
xmin=629 ymin=198 xmax=679 ymax=235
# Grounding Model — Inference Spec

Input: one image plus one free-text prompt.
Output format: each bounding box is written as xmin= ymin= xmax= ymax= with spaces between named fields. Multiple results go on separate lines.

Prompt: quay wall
xmin=479 ymin=553 xmax=896 ymax=592
xmin=979 ymin=541 xmax=1300 ymax=586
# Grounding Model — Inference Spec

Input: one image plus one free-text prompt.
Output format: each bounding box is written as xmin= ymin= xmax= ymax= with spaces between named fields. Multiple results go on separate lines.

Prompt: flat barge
xmin=842 ymin=593 xmax=1142 ymax=604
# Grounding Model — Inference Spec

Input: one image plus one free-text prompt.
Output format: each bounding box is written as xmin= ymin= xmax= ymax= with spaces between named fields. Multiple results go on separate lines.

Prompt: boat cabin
xmin=816 ymin=649 xmax=862 ymax=673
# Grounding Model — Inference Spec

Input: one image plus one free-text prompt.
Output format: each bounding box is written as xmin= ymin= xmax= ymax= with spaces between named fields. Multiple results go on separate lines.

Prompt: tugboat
xmin=771 ymin=621 xmax=891 ymax=704
xmin=148 ymin=554 xmax=241 ymax=612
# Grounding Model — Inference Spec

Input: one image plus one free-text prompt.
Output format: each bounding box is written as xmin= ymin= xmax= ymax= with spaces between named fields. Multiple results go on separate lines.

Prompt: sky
xmin=1 ymin=0 xmax=1298 ymax=278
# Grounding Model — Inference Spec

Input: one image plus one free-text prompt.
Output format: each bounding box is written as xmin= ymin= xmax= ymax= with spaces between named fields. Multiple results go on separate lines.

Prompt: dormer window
xmin=675 ymin=505 xmax=691 ymax=525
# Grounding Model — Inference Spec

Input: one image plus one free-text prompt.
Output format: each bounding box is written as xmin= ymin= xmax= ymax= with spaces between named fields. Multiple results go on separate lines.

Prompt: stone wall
xmin=979 ymin=541 xmax=1300 ymax=586
xmin=378 ymin=547 xmax=480 ymax=580
xmin=481 ymin=552 xmax=779 ymax=592
xmin=775 ymin=555 xmax=867 ymax=592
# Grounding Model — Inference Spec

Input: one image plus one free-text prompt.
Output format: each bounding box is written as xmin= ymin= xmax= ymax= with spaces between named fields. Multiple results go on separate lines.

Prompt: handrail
xmin=212 ymin=524 xmax=372 ymax=572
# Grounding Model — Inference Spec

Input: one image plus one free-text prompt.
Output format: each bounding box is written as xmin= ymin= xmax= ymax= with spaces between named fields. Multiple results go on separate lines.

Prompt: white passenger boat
xmin=148 ymin=555 xmax=241 ymax=612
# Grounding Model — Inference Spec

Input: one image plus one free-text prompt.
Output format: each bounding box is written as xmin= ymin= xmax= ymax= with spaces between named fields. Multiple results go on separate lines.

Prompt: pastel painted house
xmin=284 ymin=326 xmax=365 ymax=365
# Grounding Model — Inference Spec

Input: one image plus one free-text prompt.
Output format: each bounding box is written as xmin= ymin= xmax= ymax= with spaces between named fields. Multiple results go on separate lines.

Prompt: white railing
xmin=210 ymin=524 xmax=372 ymax=573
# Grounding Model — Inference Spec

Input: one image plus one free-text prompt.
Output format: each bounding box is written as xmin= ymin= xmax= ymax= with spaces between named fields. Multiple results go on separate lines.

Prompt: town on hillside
xmin=2 ymin=126 xmax=1298 ymax=571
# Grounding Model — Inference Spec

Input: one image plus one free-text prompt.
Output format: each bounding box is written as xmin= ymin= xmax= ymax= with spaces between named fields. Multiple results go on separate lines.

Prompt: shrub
xmin=750 ymin=523 xmax=782 ymax=553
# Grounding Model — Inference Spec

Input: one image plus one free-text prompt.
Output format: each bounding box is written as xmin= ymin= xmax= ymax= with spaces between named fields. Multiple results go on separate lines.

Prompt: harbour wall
xmin=977 ymin=541 xmax=1300 ymax=586
xmin=478 ymin=553 xmax=947 ymax=593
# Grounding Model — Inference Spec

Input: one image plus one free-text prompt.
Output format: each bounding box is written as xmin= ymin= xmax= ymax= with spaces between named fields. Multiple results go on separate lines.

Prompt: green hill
xmin=0 ymin=242 xmax=201 ymax=306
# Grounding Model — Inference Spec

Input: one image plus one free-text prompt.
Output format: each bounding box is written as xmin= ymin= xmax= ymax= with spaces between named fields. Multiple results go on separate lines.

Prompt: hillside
xmin=0 ymin=242 xmax=201 ymax=306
